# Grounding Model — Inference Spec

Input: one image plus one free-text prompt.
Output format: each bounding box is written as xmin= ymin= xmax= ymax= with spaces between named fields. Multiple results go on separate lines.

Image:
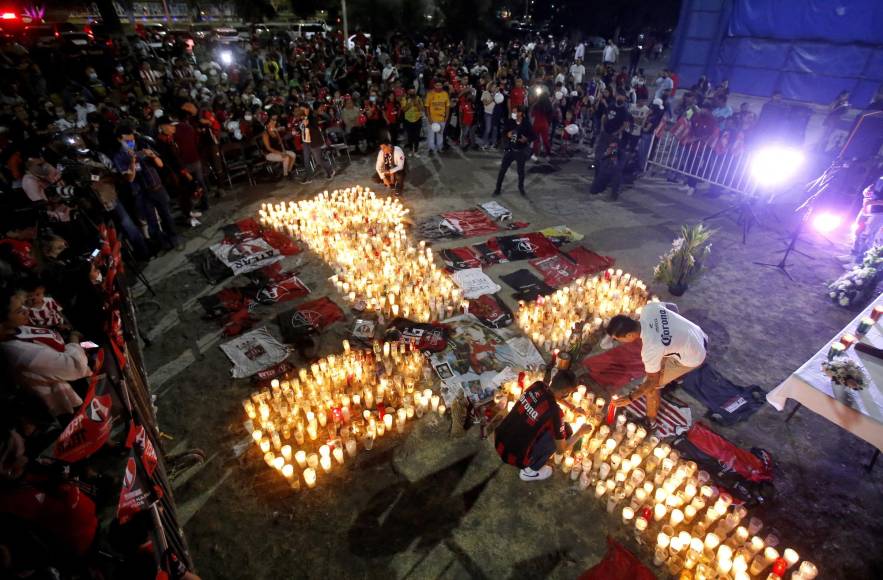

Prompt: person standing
xmin=654 ymin=70 xmax=674 ymax=101
xmin=574 ymin=41 xmax=586 ymax=62
xmin=382 ymin=92 xmax=402 ymax=145
xmin=570 ymin=58 xmax=586 ymax=89
xmin=113 ymin=128 xmax=180 ymax=252
xmin=606 ymin=305 xmax=708 ymax=432
xmin=493 ymin=106 xmax=535 ymax=197
xmin=458 ymin=88 xmax=476 ymax=149
xmin=423 ymin=80 xmax=450 ymax=154
xmin=594 ymin=93 xmax=632 ymax=163
xmin=628 ymin=45 xmax=642 ymax=77
xmin=480 ymin=83 xmax=497 ymax=149
xmin=173 ymin=104 xmax=210 ymax=211
xmin=603 ymin=39 xmax=619 ymax=66
xmin=401 ymin=88 xmax=424 ymax=156
xmin=494 ymin=370 xmax=589 ymax=482
xmin=299 ymin=104 xmax=335 ymax=183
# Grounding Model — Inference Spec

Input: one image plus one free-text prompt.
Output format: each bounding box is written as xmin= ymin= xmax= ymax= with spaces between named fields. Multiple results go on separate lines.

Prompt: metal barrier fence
xmin=644 ymin=130 xmax=760 ymax=197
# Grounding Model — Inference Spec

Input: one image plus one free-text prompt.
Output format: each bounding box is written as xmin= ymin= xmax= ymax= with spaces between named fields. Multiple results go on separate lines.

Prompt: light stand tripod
xmin=702 ymin=194 xmax=762 ymax=245
xmin=753 ymin=164 xmax=841 ymax=280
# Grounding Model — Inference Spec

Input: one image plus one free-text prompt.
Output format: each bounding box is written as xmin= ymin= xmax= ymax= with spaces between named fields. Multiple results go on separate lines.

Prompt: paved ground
xmin=136 ymin=145 xmax=883 ymax=580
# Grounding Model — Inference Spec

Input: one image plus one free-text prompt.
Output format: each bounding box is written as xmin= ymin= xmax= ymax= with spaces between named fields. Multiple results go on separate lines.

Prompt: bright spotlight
xmin=811 ymin=212 xmax=843 ymax=233
xmin=220 ymin=50 xmax=233 ymax=65
xmin=750 ymin=146 xmax=805 ymax=186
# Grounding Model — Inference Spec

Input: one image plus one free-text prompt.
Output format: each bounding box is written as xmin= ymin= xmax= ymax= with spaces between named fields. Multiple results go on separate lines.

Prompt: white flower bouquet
xmin=828 ymin=266 xmax=878 ymax=307
xmin=821 ymin=359 xmax=868 ymax=390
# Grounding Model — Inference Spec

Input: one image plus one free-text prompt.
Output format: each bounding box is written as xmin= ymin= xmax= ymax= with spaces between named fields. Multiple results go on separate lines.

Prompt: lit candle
xmin=295 ymin=450 xmax=307 ymax=468
xmin=281 ymin=445 xmax=292 ymax=461
xmin=430 ymin=395 xmax=440 ymax=411
xmin=303 ymin=467 xmax=317 ymax=488
xmin=797 ymin=561 xmax=818 ymax=579
xmin=749 ymin=547 xmax=779 ymax=576
xmin=669 ymin=508 xmax=684 ymax=527
xmin=282 ymin=463 xmax=294 ymax=480
xmin=783 ymin=548 xmax=799 ymax=569
xmin=622 ymin=506 xmax=635 ymax=524
xmin=333 ymin=447 xmax=345 ymax=465
xmin=345 ymin=438 xmax=357 ymax=457
xmin=320 ymin=455 xmax=332 ymax=473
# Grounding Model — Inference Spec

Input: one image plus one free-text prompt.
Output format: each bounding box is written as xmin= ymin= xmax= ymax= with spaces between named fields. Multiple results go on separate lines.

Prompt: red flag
xmin=117 ymin=422 xmax=163 ymax=524
xmin=48 ymin=373 xmax=114 ymax=463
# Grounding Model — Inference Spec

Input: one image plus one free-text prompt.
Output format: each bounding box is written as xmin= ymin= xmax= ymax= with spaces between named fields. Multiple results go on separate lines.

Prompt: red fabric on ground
xmin=530 ymin=252 xmax=588 ymax=288
xmin=686 ymin=422 xmax=773 ymax=483
xmin=566 ymin=246 xmax=615 ymax=276
xmin=582 ymin=340 xmax=645 ymax=390
xmin=440 ymin=209 xmax=501 ymax=237
xmin=579 ymin=537 xmax=656 ymax=580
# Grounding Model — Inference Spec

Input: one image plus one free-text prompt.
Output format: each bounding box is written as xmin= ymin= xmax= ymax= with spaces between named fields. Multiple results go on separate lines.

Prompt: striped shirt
xmin=28 ymin=297 xmax=65 ymax=329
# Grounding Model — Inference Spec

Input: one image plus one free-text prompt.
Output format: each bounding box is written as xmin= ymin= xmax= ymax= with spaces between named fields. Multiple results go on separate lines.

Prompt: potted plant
xmin=653 ymin=224 xmax=715 ymax=296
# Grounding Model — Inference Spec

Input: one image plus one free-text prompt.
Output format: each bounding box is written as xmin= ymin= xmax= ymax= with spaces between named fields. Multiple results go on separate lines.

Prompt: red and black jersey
xmin=494 ymin=381 xmax=567 ymax=469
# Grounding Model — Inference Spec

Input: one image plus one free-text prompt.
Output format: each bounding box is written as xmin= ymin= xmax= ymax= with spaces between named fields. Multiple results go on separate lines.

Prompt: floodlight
xmin=220 ymin=50 xmax=233 ymax=65
xmin=811 ymin=212 xmax=843 ymax=234
xmin=750 ymin=145 xmax=804 ymax=186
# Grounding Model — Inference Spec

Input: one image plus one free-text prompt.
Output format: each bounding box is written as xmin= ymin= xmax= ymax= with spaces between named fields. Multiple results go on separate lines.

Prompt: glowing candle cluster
xmin=258 ymin=187 xmax=461 ymax=322
xmin=515 ymin=268 xmax=652 ymax=353
xmin=553 ymin=392 xmax=818 ymax=579
xmin=243 ymin=341 xmax=444 ymax=490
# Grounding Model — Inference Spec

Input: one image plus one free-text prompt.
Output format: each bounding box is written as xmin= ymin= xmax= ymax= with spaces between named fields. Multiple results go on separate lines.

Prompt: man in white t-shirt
xmin=570 ymin=59 xmax=586 ymax=86
xmin=605 ymin=304 xmax=708 ymax=430
xmin=603 ymin=40 xmax=619 ymax=65
xmin=575 ymin=42 xmax=585 ymax=61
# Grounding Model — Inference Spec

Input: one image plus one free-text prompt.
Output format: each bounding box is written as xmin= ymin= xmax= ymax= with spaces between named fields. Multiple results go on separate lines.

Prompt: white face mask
xmin=511 ymin=112 xmax=518 ymax=120
xmin=244 ymin=114 xmax=253 ymax=121
xmin=93 ymin=271 xmax=103 ymax=284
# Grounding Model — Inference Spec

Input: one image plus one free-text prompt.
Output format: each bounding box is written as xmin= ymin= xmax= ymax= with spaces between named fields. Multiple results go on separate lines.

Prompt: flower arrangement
xmin=821 ymin=359 xmax=868 ymax=390
xmin=828 ymin=245 xmax=883 ymax=307
xmin=828 ymin=267 xmax=879 ymax=307
xmin=653 ymin=224 xmax=714 ymax=296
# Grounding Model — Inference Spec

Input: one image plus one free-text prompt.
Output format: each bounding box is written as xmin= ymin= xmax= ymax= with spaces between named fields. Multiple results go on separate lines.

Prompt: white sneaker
xmin=530 ymin=154 xmax=539 ymax=162
xmin=519 ymin=465 xmax=553 ymax=481
xmin=189 ymin=217 xmax=201 ymax=228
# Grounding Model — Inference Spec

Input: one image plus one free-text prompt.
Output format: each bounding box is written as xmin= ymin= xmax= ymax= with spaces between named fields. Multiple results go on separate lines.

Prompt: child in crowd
xmin=22 ymin=276 xmax=70 ymax=333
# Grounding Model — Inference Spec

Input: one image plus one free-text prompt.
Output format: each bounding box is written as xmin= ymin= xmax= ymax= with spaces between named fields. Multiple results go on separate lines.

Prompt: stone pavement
xmin=136 ymin=147 xmax=882 ymax=580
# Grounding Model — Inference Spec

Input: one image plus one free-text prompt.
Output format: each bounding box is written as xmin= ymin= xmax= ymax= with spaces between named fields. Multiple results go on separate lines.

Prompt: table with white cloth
xmin=767 ymin=293 xmax=883 ymax=461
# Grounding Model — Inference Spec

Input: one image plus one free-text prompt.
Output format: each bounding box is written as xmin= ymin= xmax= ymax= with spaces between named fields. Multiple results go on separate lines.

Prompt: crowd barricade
xmin=644 ymin=119 xmax=760 ymax=198
xmin=39 ymin=223 xmax=192 ymax=575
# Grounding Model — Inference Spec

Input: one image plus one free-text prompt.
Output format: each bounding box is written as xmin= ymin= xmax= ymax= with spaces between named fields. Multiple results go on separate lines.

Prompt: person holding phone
xmin=492 ymin=106 xmax=535 ymax=197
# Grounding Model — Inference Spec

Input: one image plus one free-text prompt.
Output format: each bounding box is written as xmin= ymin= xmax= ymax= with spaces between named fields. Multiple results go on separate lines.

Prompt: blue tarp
xmin=671 ymin=0 xmax=883 ymax=105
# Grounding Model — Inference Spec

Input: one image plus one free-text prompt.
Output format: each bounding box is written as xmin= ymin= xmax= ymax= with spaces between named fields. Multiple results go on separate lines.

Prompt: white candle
xmin=303 ymin=467 xmax=317 ymax=488
xmin=320 ymin=455 xmax=332 ymax=473
xmin=333 ymin=447 xmax=345 ymax=464
xmin=622 ymin=506 xmax=635 ymax=524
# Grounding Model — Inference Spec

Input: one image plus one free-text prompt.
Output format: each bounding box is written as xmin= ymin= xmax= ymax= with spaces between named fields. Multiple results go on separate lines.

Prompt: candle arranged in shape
xmin=514 ymin=268 xmax=652 ymax=354
xmin=259 ymin=187 xmax=460 ymax=323
xmin=243 ymin=341 xmax=443 ymax=489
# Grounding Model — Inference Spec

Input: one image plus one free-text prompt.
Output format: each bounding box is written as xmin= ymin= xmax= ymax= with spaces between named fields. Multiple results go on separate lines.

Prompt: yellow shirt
xmin=424 ymin=90 xmax=450 ymax=123
xmin=402 ymin=96 xmax=423 ymax=123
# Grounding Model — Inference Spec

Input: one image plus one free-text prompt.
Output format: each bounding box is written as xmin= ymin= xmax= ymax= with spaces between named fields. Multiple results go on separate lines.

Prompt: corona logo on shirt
xmin=659 ymin=308 xmax=673 ymax=346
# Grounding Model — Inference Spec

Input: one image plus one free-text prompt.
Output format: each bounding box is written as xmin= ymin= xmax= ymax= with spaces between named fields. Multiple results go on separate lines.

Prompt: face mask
xmin=116 ymin=66 xmax=125 ymax=73
xmin=511 ymin=112 xmax=518 ymax=120
xmin=244 ymin=114 xmax=253 ymax=121
xmin=369 ymin=95 xmax=377 ymax=103
xmin=88 ymin=73 xmax=98 ymax=81
xmin=124 ymin=139 xmax=136 ymax=149
xmin=93 ymin=271 xmax=103 ymax=284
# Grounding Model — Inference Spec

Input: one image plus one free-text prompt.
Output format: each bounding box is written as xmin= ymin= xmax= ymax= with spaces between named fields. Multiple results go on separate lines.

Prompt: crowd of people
xmin=0 ymin=15 xmax=870 ymax=576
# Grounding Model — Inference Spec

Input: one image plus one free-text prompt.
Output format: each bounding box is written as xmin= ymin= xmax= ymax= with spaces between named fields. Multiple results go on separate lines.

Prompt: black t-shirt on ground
xmin=494 ymin=381 xmax=568 ymax=469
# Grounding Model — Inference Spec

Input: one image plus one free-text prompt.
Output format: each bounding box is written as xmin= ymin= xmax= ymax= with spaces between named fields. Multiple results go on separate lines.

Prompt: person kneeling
xmin=494 ymin=370 xmax=589 ymax=482
xmin=374 ymin=139 xmax=406 ymax=195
